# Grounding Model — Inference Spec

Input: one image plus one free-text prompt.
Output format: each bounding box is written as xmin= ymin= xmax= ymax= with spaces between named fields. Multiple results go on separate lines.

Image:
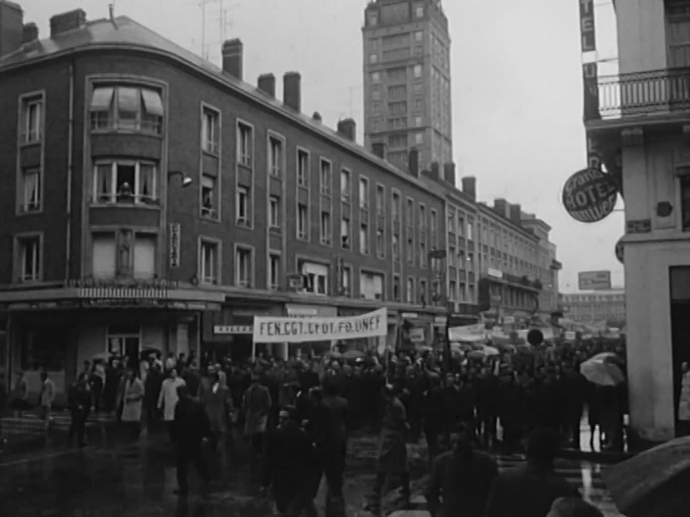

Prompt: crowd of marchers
xmin=2 ymin=337 xmax=626 ymax=517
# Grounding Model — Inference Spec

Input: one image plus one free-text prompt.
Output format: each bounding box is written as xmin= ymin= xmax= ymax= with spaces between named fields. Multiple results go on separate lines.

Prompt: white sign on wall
xmin=578 ymin=270 xmax=611 ymax=291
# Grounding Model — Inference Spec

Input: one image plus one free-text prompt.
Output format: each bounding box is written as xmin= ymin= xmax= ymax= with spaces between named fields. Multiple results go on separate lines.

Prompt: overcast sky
xmin=24 ymin=0 xmax=624 ymax=293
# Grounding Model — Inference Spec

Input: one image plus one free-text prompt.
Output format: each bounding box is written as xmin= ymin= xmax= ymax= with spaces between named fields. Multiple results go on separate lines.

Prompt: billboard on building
xmin=578 ymin=270 xmax=612 ymax=291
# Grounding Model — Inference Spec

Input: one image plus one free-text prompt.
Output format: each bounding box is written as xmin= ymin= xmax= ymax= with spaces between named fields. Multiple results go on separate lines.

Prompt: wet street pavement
xmin=0 ymin=429 xmax=622 ymax=517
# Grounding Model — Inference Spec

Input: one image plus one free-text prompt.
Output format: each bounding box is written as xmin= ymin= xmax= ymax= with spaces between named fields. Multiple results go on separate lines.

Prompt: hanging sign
xmin=562 ymin=168 xmax=618 ymax=223
xmin=169 ymin=223 xmax=181 ymax=268
xmin=253 ymin=308 xmax=387 ymax=343
xmin=579 ymin=0 xmax=596 ymax=52
xmin=615 ymin=237 xmax=624 ymax=264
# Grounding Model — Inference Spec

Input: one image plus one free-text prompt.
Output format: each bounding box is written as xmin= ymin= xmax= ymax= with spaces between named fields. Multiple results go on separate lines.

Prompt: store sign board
xmin=562 ymin=168 xmax=618 ymax=223
xmin=626 ymin=219 xmax=652 ymax=234
xmin=68 ymin=278 xmax=180 ymax=289
xmin=253 ymin=308 xmax=387 ymax=344
xmin=578 ymin=270 xmax=612 ymax=291
xmin=214 ymin=325 xmax=253 ymax=335
xmin=169 ymin=223 xmax=181 ymax=268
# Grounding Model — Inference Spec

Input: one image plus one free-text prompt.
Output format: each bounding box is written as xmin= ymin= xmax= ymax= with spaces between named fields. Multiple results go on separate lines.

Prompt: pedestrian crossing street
xmin=403 ymin=454 xmax=622 ymax=517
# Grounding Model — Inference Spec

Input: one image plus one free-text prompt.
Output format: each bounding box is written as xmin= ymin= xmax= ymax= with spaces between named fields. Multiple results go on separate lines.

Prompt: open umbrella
xmin=603 ymin=435 xmax=690 ymax=517
xmin=341 ymin=349 xmax=365 ymax=360
xmin=580 ymin=354 xmax=625 ymax=386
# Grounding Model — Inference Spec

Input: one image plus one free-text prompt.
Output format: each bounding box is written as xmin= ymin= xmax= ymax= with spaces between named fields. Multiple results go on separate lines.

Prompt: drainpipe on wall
xmin=65 ymin=60 xmax=75 ymax=280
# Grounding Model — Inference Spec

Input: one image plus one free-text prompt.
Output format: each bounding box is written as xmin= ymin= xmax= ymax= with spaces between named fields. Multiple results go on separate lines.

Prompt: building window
xmin=236 ymin=122 xmax=253 ymax=166
xmin=413 ymin=84 xmax=423 ymax=95
xmin=392 ymin=234 xmax=400 ymax=261
xmin=89 ymin=86 xmax=163 ymax=134
xmin=93 ymin=160 xmax=157 ymax=205
xmin=235 ymin=247 xmax=252 ymax=287
xmin=368 ymin=12 xmax=378 ymax=25
xmin=200 ymin=174 xmax=218 ymax=219
xmin=414 ymin=98 xmax=423 ymax=111
xmin=406 ymin=277 xmax=415 ymax=304
xmin=199 ymin=240 xmax=219 ymax=284
xmin=341 ymin=169 xmax=351 ymax=200
xmin=420 ymin=242 xmax=427 ymax=268
xmin=415 ymin=132 xmax=423 ymax=145
xmin=419 ymin=205 xmax=426 ymax=230
xmin=414 ymin=65 xmax=422 ymax=78
xmin=371 ymin=71 xmax=381 ymax=83
xmin=16 ymin=234 xmax=41 ymax=282
xmin=92 ymin=231 xmax=154 ymax=280
xmin=467 ymin=221 xmax=474 ymax=240
xmin=414 ymin=116 xmax=422 ymax=127
xmin=19 ymin=167 xmax=41 ymax=213
xmin=297 ymin=149 xmax=310 ymax=187
xmin=376 ymin=185 xmax=385 ymax=215
xmin=132 ymin=234 xmax=156 ymax=280
xmin=341 ymin=218 xmax=350 ymax=249
xmin=389 ymin=134 xmax=408 ymax=148
xmin=387 ymin=67 xmax=407 ymax=81
xmin=360 ymin=271 xmax=384 ymax=301
xmin=376 ymin=229 xmax=385 ymax=258
xmin=321 ymin=211 xmax=332 ymax=245
xmin=342 ymin=266 xmax=351 ymax=297
xmin=415 ymin=46 xmax=423 ymax=56
xmin=392 ymin=192 xmax=401 ymax=221
xmin=269 ymin=254 xmax=280 ymax=290
xmin=300 ymin=261 xmax=329 ymax=296
xmin=269 ymin=135 xmax=284 ymax=177
xmin=298 ymin=203 xmax=309 ymax=240
xmin=21 ymin=95 xmax=43 ymax=144
xmin=373 ymin=120 xmax=381 ymax=131
xmin=388 ymin=85 xmax=407 ymax=100
xmin=369 ymin=53 xmax=378 ymax=64
xmin=406 ymin=198 xmax=414 ymax=226
xmin=372 ymin=87 xmax=381 ymax=101
xmin=407 ymin=236 xmax=414 ymax=263
xmin=320 ymin=160 xmax=332 ymax=195
xmin=389 ymin=101 xmax=408 ymax=116
xmin=360 ymin=223 xmax=369 ymax=255
xmin=201 ymin=107 xmax=220 ymax=154
xmin=449 ymin=280 xmax=457 ymax=301
xmin=359 ymin=177 xmax=369 ymax=209
xmin=415 ymin=5 xmax=424 ymax=17
xmin=235 ymin=186 xmax=250 ymax=226
xmin=420 ymin=279 xmax=427 ymax=304
xmin=269 ymin=196 xmax=280 ymax=227
xmin=414 ymin=30 xmax=423 ymax=42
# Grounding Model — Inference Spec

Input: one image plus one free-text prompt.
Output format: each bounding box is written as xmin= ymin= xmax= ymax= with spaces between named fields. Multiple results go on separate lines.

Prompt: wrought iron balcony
xmin=585 ymin=67 xmax=690 ymax=122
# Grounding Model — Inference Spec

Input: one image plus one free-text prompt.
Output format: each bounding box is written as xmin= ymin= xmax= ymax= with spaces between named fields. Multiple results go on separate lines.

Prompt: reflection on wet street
xmin=0 ymin=433 xmax=621 ymax=517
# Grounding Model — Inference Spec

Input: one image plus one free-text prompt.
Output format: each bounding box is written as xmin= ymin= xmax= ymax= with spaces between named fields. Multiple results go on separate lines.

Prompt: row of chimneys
xmin=0 ymin=3 xmax=90 ymax=57
xmin=493 ymin=198 xmax=523 ymax=224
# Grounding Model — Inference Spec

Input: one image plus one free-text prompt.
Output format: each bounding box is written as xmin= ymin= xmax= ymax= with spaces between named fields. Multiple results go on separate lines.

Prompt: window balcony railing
xmin=587 ymin=67 xmax=690 ymax=121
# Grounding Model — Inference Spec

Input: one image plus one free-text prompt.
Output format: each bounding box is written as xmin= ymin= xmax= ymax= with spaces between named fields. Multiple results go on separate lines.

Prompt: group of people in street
xmin=1 ymin=334 xmax=627 ymax=517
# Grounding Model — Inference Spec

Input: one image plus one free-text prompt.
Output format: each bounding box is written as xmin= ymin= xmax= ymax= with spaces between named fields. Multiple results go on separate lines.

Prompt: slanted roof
xmin=0 ymin=15 xmax=442 ymax=197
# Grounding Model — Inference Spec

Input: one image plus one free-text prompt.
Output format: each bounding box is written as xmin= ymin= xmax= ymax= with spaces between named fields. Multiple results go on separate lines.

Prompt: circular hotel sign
xmin=562 ymin=168 xmax=618 ymax=223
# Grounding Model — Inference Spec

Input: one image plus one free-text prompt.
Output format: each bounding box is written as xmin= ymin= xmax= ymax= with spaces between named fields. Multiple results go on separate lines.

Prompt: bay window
xmin=91 ymin=231 xmax=157 ymax=280
xmin=89 ymin=85 xmax=164 ymax=134
xmin=93 ymin=160 xmax=157 ymax=204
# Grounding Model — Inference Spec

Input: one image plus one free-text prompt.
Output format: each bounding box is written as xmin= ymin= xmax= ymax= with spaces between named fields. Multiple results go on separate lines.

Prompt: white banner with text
xmin=253 ymin=308 xmax=387 ymax=343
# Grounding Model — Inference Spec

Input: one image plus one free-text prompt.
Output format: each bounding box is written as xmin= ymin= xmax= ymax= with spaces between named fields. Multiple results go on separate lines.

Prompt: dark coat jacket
xmin=485 ymin=461 xmax=580 ymax=517
xmin=263 ymin=424 xmax=318 ymax=492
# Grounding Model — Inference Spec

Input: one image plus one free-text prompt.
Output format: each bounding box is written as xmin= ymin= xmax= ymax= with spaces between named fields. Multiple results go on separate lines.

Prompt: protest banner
xmin=253 ymin=308 xmax=388 ymax=344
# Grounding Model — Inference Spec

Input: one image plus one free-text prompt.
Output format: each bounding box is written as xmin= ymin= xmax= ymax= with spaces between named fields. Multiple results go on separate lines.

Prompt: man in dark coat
xmin=561 ymin=363 xmax=587 ymax=449
xmin=262 ymin=406 xmax=319 ymax=516
xmin=485 ymin=428 xmax=580 ymax=517
xmin=173 ymin=385 xmax=215 ymax=496
xmin=318 ymin=379 xmax=350 ymax=516
xmin=68 ymin=372 xmax=93 ymax=447
xmin=426 ymin=423 xmax=498 ymax=517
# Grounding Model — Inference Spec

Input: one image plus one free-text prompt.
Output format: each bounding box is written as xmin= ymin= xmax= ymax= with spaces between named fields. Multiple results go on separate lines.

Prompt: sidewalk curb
xmin=557 ymin=448 xmax=634 ymax=464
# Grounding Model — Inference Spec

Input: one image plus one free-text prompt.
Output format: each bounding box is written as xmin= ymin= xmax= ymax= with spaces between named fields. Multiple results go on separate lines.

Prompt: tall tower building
xmin=362 ymin=0 xmax=452 ymax=175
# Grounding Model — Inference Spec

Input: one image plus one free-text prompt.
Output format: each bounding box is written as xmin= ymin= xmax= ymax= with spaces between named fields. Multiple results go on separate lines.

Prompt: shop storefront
xmin=1 ymin=281 xmax=223 ymax=402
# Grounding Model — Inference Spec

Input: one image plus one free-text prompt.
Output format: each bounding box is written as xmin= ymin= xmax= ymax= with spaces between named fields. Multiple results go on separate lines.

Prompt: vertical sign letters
xmin=579 ymin=0 xmax=596 ymax=53
xmin=169 ymin=223 xmax=181 ymax=268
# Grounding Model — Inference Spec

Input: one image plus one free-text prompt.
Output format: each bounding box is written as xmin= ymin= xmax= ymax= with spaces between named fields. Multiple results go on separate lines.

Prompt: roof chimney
xmin=509 ymin=203 xmax=522 ymax=224
xmin=283 ymin=72 xmax=301 ymax=112
xmin=312 ymin=112 xmax=322 ymax=122
xmin=408 ymin=148 xmax=419 ymax=177
xmin=461 ymin=176 xmax=476 ymax=201
xmin=443 ymin=163 xmax=456 ymax=186
xmin=222 ymin=39 xmax=243 ymax=80
xmin=431 ymin=162 xmax=440 ymax=180
xmin=257 ymin=73 xmax=275 ymax=97
xmin=0 ymin=0 xmax=23 ymax=57
xmin=21 ymin=22 xmax=37 ymax=44
xmin=49 ymin=9 xmax=86 ymax=37
xmin=337 ymin=118 xmax=356 ymax=141
xmin=371 ymin=142 xmax=385 ymax=159
xmin=494 ymin=198 xmax=509 ymax=218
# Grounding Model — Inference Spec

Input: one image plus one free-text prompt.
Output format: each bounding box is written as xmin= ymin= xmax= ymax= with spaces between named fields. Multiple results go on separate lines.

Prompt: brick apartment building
xmin=0 ymin=3 xmax=449 ymax=396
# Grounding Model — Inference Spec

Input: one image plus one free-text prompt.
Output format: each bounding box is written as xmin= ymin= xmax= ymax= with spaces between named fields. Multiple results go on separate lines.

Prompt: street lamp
xmin=168 ymin=170 xmax=193 ymax=188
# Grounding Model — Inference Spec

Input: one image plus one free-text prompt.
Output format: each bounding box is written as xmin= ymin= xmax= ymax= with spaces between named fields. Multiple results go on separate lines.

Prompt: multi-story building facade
xmin=0 ymin=4 xmax=447 ymax=397
xmin=561 ymin=290 xmax=626 ymax=327
xmin=582 ymin=0 xmax=690 ymax=441
xmin=362 ymin=0 xmax=452 ymax=172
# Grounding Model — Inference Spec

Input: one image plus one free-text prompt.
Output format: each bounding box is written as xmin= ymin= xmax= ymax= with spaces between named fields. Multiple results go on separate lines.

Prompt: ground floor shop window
xmin=107 ymin=324 xmax=141 ymax=366
xmin=19 ymin=326 xmax=67 ymax=372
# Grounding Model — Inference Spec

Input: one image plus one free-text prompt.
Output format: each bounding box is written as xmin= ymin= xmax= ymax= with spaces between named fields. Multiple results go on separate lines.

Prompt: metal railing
xmin=588 ymin=67 xmax=690 ymax=121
